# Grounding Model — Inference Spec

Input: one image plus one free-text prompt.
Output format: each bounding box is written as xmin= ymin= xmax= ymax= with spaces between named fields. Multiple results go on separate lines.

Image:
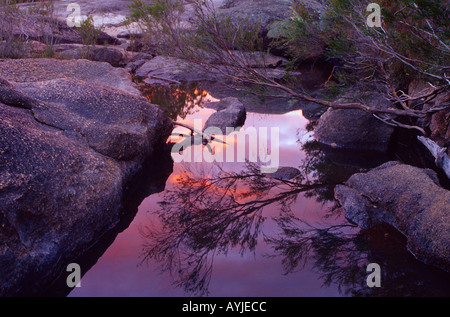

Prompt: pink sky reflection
xmin=69 ymin=108 xmax=341 ymax=297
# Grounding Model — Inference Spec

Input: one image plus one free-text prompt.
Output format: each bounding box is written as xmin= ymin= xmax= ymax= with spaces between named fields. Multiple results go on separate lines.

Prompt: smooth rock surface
xmin=135 ymin=56 xmax=215 ymax=85
xmin=268 ymin=167 xmax=301 ymax=180
xmin=0 ymin=58 xmax=141 ymax=96
xmin=203 ymin=97 xmax=247 ymax=134
xmin=335 ymin=161 xmax=450 ymax=271
xmin=52 ymin=44 xmax=128 ymax=67
xmin=314 ymin=94 xmax=395 ymax=151
xmin=0 ymin=13 xmax=119 ymax=46
xmin=218 ymin=0 xmax=292 ymax=29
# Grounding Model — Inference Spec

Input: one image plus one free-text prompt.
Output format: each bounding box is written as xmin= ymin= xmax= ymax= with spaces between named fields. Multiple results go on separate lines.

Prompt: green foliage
xmin=125 ymin=0 xmax=186 ymax=55
xmin=127 ymin=0 xmax=264 ymax=66
xmin=0 ymin=1 xmax=21 ymax=58
xmin=277 ymin=0 xmax=449 ymax=97
xmin=126 ymin=0 xmax=184 ymax=30
xmin=126 ymin=0 xmax=448 ymax=117
xmin=193 ymin=14 xmax=263 ymax=53
xmin=128 ymin=0 xmax=179 ymax=21
xmin=272 ymin=3 xmax=324 ymax=60
xmin=78 ymin=15 xmax=104 ymax=46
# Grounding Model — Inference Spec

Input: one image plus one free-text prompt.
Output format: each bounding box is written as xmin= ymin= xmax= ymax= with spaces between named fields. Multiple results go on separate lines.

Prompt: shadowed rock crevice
xmin=0 ymin=78 xmax=40 ymax=110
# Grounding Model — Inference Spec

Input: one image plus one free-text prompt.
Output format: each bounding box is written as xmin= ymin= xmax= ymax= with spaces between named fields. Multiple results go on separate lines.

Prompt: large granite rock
xmin=0 ymin=58 xmax=141 ymax=96
xmin=218 ymin=0 xmax=324 ymax=52
xmin=335 ymin=161 xmax=450 ymax=271
xmin=135 ymin=56 xmax=215 ymax=85
xmin=218 ymin=0 xmax=292 ymax=30
xmin=52 ymin=44 xmax=128 ymax=67
xmin=314 ymin=94 xmax=395 ymax=151
xmin=0 ymin=59 xmax=173 ymax=296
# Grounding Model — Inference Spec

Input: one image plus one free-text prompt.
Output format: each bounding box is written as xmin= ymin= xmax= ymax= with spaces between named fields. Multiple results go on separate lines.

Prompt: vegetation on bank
xmin=126 ymin=0 xmax=449 ymax=135
xmin=0 ymin=0 xmax=105 ymax=58
xmin=1 ymin=0 xmax=448 ymax=139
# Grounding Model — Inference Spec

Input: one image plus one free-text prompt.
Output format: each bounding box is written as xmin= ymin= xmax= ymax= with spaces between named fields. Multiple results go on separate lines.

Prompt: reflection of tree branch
xmin=265 ymin=214 xmax=358 ymax=275
xmin=139 ymin=82 xmax=212 ymax=120
xmin=140 ymin=136 xmax=368 ymax=295
xmin=139 ymin=139 xmax=450 ymax=296
xmin=266 ymin=215 xmax=450 ymax=297
xmin=140 ymin=161 xmax=332 ymax=295
xmin=266 ymin=213 xmax=370 ymax=296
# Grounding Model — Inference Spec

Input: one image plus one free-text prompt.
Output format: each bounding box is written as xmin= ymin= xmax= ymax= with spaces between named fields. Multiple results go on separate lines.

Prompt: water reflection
xmin=140 ymin=161 xmax=330 ymax=295
xmin=65 ymin=80 xmax=449 ymax=297
xmin=268 ymin=217 xmax=450 ymax=297
xmin=139 ymin=82 xmax=219 ymax=120
xmin=140 ymin=139 xmax=450 ymax=297
xmin=45 ymin=144 xmax=174 ymax=297
xmin=300 ymin=140 xmax=394 ymax=204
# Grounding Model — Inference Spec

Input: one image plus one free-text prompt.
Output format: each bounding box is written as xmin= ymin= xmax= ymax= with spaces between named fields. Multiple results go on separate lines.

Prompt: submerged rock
xmin=335 ymin=161 xmax=450 ymax=271
xmin=0 ymin=59 xmax=173 ymax=296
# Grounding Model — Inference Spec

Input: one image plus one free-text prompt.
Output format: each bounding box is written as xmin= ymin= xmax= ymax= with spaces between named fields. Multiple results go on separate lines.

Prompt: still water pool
xmin=68 ymin=83 xmax=450 ymax=297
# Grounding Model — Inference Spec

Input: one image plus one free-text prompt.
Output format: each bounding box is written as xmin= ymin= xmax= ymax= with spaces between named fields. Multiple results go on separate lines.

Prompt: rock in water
xmin=135 ymin=56 xmax=215 ymax=85
xmin=0 ymin=103 xmax=125 ymax=296
xmin=335 ymin=161 xmax=450 ymax=271
xmin=203 ymin=97 xmax=247 ymax=135
xmin=314 ymin=93 xmax=396 ymax=151
xmin=314 ymin=107 xmax=395 ymax=151
xmin=0 ymin=59 xmax=173 ymax=296
xmin=268 ymin=167 xmax=301 ymax=180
